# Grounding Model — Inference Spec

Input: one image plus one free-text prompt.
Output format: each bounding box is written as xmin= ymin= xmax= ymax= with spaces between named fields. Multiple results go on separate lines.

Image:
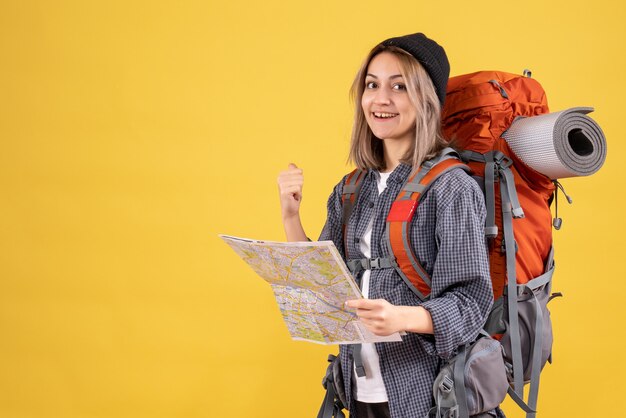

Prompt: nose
xmin=373 ymin=86 xmax=392 ymax=105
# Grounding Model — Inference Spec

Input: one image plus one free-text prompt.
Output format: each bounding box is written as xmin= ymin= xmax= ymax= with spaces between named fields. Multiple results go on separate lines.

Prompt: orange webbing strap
xmin=385 ymin=158 xmax=470 ymax=300
xmin=341 ymin=169 xmax=367 ymax=257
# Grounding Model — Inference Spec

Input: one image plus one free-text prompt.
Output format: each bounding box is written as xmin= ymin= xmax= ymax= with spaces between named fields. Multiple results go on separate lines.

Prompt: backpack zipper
xmin=552 ymin=180 xmax=573 ymax=230
xmin=463 ymin=339 xmax=501 ymax=375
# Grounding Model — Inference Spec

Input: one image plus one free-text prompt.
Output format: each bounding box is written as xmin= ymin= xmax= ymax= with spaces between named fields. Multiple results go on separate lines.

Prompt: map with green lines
xmin=220 ymin=234 xmax=402 ymax=345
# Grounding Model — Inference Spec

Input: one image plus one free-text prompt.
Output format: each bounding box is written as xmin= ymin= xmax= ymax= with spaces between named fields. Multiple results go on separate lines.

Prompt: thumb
xmin=288 ymin=162 xmax=298 ymax=170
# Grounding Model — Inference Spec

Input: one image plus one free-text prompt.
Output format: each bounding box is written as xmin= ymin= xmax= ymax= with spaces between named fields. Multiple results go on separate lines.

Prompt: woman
xmin=277 ymin=33 xmax=495 ymax=418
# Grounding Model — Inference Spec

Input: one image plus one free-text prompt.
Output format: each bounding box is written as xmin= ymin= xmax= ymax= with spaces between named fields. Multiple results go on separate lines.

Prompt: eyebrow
xmin=366 ymin=73 xmax=404 ymax=79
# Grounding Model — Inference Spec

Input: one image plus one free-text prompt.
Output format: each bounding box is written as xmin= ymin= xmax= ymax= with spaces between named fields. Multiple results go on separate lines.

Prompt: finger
xmin=280 ymin=184 xmax=301 ymax=193
xmin=346 ymin=299 xmax=376 ymax=310
xmin=277 ymin=173 xmax=304 ymax=185
xmin=280 ymin=164 xmax=303 ymax=176
xmin=280 ymin=186 xmax=302 ymax=198
xmin=346 ymin=299 xmax=385 ymax=310
xmin=278 ymin=169 xmax=303 ymax=177
xmin=356 ymin=309 xmax=377 ymax=321
xmin=279 ymin=180 xmax=304 ymax=189
xmin=278 ymin=178 xmax=303 ymax=188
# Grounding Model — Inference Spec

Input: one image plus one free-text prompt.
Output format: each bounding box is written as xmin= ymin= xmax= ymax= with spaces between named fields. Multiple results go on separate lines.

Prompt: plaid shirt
xmin=318 ymin=162 xmax=494 ymax=418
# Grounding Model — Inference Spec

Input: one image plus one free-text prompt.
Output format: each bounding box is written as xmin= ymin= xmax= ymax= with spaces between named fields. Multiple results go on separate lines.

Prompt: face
xmin=361 ymin=52 xmax=417 ymax=145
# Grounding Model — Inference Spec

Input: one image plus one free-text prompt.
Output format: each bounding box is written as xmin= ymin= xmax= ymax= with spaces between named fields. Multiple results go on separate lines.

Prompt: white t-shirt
xmin=354 ymin=170 xmax=391 ymax=403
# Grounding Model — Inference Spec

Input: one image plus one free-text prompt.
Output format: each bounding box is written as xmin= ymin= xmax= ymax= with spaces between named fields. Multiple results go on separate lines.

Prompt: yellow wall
xmin=0 ymin=1 xmax=623 ymax=417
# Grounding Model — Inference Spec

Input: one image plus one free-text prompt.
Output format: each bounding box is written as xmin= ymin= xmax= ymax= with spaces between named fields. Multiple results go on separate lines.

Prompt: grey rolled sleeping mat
xmin=502 ymin=107 xmax=607 ymax=179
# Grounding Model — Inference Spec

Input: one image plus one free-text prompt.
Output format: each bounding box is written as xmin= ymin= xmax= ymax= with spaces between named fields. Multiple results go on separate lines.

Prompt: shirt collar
xmin=367 ymin=163 xmax=412 ymax=184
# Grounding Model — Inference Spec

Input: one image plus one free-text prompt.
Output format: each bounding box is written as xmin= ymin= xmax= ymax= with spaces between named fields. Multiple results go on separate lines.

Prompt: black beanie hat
xmin=380 ymin=33 xmax=450 ymax=105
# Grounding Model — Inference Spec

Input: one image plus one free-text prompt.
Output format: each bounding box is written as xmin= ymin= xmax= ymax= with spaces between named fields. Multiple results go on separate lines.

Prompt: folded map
xmin=219 ymin=234 xmax=403 ymax=345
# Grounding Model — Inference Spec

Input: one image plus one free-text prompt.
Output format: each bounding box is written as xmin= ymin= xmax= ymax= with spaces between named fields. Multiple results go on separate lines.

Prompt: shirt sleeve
xmin=317 ymin=175 xmax=348 ymax=259
xmin=419 ymin=176 xmax=493 ymax=360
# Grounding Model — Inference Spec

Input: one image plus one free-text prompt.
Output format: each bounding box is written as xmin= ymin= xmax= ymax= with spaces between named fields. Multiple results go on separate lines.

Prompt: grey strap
xmin=544 ymin=246 xmax=555 ymax=273
xmin=506 ymin=285 xmax=545 ymax=418
xmin=352 ymin=344 xmax=366 ymax=377
xmin=342 ymin=197 xmax=354 ymax=225
xmin=317 ymin=385 xmax=335 ymax=418
xmin=428 ymin=405 xmax=441 ymax=418
xmin=454 ymin=345 xmax=470 ymax=418
xmin=525 ymin=285 xmax=544 ymax=418
xmin=438 ymin=146 xmax=461 ymax=160
xmin=501 ymin=178 xmax=524 ymax=399
xmin=494 ymin=152 xmax=524 ymax=218
xmin=459 ymin=150 xmax=486 ymax=163
xmin=404 ymin=183 xmax=427 ymax=193
xmin=506 ymin=387 xmax=536 ymax=413
xmin=346 ymin=257 xmax=397 ymax=274
xmin=484 ymin=151 xmax=498 ymax=238
xmin=501 ymin=164 xmax=525 ymax=218
xmin=342 ymin=169 xmax=366 ymax=225
xmin=346 ymin=259 xmax=359 ymax=274
xmin=401 ymin=147 xmax=459 ymax=197
xmin=403 ymin=164 xmax=433 ymax=194
xmin=400 ymin=147 xmax=464 ymax=204
xmin=523 ymin=267 xmax=554 ymax=292
xmin=461 ymin=150 xmax=522 ymax=236
xmin=435 ymin=391 xmax=445 ymax=418
xmin=350 ymin=251 xmax=368 ymax=378
xmin=341 ymin=206 xmax=352 ymax=226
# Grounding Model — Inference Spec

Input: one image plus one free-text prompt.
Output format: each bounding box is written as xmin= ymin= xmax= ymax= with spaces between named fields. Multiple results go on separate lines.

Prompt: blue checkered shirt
xmin=318 ymin=162 xmax=494 ymax=418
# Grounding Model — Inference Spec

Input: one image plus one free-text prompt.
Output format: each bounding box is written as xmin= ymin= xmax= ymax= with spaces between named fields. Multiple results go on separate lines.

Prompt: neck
xmin=382 ymin=137 xmax=411 ymax=173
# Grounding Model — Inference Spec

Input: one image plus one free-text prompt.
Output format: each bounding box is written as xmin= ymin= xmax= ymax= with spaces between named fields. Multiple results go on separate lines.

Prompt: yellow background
xmin=1 ymin=1 xmax=623 ymax=417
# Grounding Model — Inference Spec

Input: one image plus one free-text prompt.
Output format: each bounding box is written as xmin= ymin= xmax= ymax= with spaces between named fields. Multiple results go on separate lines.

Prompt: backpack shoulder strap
xmin=385 ymin=149 xmax=471 ymax=300
xmin=341 ymin=168 xmax=367 ymax=257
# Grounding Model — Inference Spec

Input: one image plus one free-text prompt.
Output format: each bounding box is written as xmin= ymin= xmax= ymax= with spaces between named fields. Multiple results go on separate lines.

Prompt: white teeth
xmin=374 ymin=112 xmax=398 ymax=118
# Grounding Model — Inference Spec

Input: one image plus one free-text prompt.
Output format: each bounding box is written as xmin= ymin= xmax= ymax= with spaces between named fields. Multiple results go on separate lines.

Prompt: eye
xmin=365 ymin=81 xmax=377 ymax=89
xmin=393 ymin=83 xmax=407 ymax=91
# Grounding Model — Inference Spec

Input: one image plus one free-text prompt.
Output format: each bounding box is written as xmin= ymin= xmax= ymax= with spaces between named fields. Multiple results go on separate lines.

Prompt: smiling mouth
xmin=373 ymin=112 xmax=399 ymax=119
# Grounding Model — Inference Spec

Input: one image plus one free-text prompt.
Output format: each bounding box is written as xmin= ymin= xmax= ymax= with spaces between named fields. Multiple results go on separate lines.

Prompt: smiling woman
xmin=276 ymin=33 xmax=497 ymax=418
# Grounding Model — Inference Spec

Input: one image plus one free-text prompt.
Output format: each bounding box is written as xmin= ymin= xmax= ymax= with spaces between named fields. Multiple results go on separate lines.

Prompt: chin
xmin=370 ymin=129 xmax=393 ymax=140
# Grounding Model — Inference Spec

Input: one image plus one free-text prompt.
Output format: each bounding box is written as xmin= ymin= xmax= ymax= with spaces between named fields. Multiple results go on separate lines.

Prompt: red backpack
xmin=443 ymin=71 xmax=561 ymax=417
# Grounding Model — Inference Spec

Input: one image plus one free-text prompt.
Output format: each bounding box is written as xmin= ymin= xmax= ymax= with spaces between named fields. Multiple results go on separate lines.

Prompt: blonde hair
xmin=348 ymin=45 xmax=448 ymax=171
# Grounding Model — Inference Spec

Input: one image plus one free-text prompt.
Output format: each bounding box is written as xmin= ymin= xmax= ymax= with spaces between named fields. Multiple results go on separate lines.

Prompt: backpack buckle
xmin=369 ymin=258 xmax=380 ymax=269
xmin=440 ymin=375 xmax=454 ymax=393
xmin=493 ymin=152 xmax=513 ymax=169
xmin=422 ymin=160 xmax=435 ymax=169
